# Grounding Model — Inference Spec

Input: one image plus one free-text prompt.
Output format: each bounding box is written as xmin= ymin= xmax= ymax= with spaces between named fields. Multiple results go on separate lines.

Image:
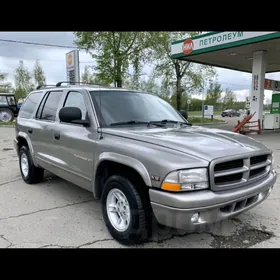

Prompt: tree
xmin=81 ymin=65 xmax=94 ymax=83
xmin=222 ymin=88 xmax=236 ymax=109
xmin=205 ymin=81 xmax=222 ymax=106
xmin=148 ymin=32 xmax=216 ymax=111
xmin=33 ymin=60 xmax=46 ymax=86
xmin=14 ymin=61 xmax=34 ymax=99
xmin=123 ymin=72 xmax=171 ymax=103
xmin=81 ymin=65 xmax=111 ymax=85
xmin=0 ymin=72 xmax=13 ymax=93
xmin=74 ymin=32 xmax=152 ymax=88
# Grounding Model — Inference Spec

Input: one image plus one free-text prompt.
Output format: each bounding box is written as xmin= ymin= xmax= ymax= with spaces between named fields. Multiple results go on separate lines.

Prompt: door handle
xmin=28 ymin=128 xmax=33 ymax=134
xmin=54 ymin=132 xmax=60 ymax=140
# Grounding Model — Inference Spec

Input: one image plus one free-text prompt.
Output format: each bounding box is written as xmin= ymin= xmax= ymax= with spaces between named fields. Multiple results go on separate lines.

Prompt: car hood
xmin=102 ymin=125 xmax=270 ymax=162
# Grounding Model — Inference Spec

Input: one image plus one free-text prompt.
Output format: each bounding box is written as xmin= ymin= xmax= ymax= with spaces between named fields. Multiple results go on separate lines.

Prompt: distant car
xmin=221 ymin=109 xmax=240 ymax=117
xmin=0 ymin=93 xmax=20 ymax=122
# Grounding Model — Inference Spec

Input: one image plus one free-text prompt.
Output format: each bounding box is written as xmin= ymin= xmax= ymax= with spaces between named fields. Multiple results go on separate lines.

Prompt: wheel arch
xmin=17 ymin=132 xmax=39 ymax=167
xmin=93 ymin=152 xmax=152 ymax=199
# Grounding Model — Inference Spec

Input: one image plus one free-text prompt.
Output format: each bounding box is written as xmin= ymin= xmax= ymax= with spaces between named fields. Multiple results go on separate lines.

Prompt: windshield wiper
xmin=149 ymin=119 xmax=192 ymax=126
xmin=110 ymin=121 xmax=164 ymax=127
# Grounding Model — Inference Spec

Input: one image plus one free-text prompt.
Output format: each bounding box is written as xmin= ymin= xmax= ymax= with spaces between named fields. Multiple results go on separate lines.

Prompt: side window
xmin=63 ymin=91 xmax=88 ymax=120
xmin=0 ymin=96 xmax=7 ymax=105
xmin=19 ymin=92 xmax=44 ymax=119
xmin=36 ymin=92 xmax=49 ymax=119
xmin=41 ymin=91 xmax=64 ymax=121
xmin=7 ymin=96 xmax=16 ymax=105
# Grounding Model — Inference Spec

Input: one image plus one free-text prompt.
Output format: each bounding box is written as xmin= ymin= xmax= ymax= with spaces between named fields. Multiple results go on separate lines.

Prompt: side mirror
xmin=59 ymin=107 xmax=90 ymax=126
xmin=179 ymin=109 xmax=188 ymax=120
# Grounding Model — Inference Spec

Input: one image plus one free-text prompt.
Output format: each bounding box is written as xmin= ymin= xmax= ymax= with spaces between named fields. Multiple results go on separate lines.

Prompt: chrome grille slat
xmin=210 ymin=152 xmax=272 ymax=191
xmin=250 ymin=160 xmax=271 ymax=170
xmin=214 ymin=166 xmax=249 ymax=177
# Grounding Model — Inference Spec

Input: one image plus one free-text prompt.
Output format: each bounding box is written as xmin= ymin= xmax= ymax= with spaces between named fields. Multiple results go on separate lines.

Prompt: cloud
xmin=0 ymin=31 xmax=279 ymax=103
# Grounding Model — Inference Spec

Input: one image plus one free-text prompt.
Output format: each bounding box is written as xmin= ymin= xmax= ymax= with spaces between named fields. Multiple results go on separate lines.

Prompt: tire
xmin=0 ymin=108 xmax=14 ymax=122
xmin=19 ymin=146 xmax=44 ymax=184
xmin=101 ymin=175 xmax=150 ymax=245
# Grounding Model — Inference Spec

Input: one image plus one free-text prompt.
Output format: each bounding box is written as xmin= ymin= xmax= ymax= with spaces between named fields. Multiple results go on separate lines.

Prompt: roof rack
xmin=55 ymin=81 xmax=112 ymax=88
xmin=36 ymin=84 xmax=57 ymax=90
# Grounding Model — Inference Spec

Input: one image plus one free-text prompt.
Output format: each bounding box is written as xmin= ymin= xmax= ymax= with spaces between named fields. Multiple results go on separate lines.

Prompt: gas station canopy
xmin=171 ymin=31 xmax=280 ymax=73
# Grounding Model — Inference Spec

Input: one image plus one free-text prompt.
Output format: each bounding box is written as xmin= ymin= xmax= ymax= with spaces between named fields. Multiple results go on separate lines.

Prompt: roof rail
xmin=36 ymin=84 xmax=57 ymax=90
xmin=55 ymin=81 xmax=112 ymax=88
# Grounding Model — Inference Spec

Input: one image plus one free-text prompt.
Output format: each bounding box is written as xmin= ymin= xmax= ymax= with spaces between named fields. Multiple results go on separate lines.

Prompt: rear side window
xmin=19 ymin=91 xmax=43 ymax=119
xmin=41 ymin=91 xmax=64 ymax=121
xmin=36 ymin=92 xmax=49 ymax=119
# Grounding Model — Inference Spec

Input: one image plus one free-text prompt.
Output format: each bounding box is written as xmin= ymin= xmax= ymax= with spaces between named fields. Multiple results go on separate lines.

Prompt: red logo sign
xmin=182 ymin=39 xmax=194 ymax=55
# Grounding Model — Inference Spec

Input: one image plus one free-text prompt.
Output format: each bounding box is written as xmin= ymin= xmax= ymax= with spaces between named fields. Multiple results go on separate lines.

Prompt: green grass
xmin=188 ymin=117 xmax=224 ymax=124
xmin=0 ymin=121 xmax=15 ymax=126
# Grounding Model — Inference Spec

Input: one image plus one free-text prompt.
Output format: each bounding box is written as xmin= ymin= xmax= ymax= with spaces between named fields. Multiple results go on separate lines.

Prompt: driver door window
xmin=63 ymin=91 xmax=88 ymax=120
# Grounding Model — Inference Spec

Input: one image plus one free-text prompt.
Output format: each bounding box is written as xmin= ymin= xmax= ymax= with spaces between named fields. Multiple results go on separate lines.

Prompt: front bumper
xmin=149 ymin=169 xmax=277 ymax=231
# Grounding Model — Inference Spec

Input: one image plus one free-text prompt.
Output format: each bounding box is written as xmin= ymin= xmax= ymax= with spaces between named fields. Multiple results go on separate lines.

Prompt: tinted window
xmin=0 ymin=96 xmax=7 ymax=105
xmin=64 ymin=91 xmax=87 ymax=120
xmin=6 ymin=96 xmax=16 ymax=105
xmin=19 ymin=92 xmax=44 ymax=119
xmin=41 ymin=91 xmax=63 ymax=121
xmin=89 ymin=90 xmax=184 ymax=127
xmin=36 ymin=92 xmax=49 ymax=119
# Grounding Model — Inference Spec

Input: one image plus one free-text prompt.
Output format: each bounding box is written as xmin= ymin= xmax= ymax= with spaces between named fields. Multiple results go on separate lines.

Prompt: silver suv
xmin=14 ymin=82 xmax=277 ymax=245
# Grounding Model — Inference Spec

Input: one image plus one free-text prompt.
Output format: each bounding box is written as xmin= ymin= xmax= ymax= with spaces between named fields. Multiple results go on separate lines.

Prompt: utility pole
xmin=202 ymin=80 xmax=207 ymax=119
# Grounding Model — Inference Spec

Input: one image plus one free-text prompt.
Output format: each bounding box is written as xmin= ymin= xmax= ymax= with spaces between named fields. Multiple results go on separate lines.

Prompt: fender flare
xmin=93 ymin=152 xmax=152 ymax=197
xmin=18 ymin=131 xmax=39 ymax=166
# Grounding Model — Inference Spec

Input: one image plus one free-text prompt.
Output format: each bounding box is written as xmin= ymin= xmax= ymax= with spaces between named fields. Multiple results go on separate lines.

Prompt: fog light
xmin=191 ymin=212 xmax=200 ymax=223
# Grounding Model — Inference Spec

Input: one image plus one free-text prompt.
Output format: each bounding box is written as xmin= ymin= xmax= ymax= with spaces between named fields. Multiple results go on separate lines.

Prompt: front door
xmin=51 ymin=89 xmax=96 ymax=191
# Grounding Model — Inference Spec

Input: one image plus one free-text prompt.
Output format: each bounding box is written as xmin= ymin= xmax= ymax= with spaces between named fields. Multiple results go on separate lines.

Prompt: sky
xmin=0 ymin=31 xmax=279 ymax=103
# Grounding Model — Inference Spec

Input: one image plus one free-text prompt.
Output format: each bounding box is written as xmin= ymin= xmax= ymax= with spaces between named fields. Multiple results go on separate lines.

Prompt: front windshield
xmin=89 ymin=90 xmax=186 ymax=127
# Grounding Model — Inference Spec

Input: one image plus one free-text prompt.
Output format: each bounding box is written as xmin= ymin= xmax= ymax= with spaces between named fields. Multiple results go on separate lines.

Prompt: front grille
xmin=210 ymin=153 xmax=272 ymax=191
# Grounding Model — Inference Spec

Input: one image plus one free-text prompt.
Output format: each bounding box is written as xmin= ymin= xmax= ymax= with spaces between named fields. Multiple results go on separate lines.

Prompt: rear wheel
xmin=101 ymin=175 xmax=150 ymax=245
xmin=0 ymin=108 xmax=14 ymax=122
xmin=19 ymin=146 xmax=44 ymax=184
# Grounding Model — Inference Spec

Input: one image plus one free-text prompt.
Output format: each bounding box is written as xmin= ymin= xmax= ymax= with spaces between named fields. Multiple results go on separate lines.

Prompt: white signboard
xmin=264 ymin=79 xmax=280 ymax=91
xmin=204 ymin=105 xmax=213 ymax=116
xmin=66 ymin=50 xmax=80 ymax=84
xmin=171 ymin=32 xmax=278 ymax=57
xmin=187 ymin=98 xmax=191 ymax=104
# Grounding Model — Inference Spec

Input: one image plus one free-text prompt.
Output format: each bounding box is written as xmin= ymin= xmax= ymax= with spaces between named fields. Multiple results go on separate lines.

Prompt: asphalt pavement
xmin=0 ymin=121 xmax=279 ymax=248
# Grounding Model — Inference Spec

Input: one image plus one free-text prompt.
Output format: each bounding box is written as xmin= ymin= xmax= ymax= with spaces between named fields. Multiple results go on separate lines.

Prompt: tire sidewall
xmin=19 ymin=146 xmax=32 ymax=182
xmin=101 ymin=176 xmax=144 ymax=243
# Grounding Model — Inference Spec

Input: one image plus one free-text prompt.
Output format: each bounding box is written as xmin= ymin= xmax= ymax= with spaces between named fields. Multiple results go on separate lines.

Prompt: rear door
xmin=32 ymin=90 xmax=65 ymax=171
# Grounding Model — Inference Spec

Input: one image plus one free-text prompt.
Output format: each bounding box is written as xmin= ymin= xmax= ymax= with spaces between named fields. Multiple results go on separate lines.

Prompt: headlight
xmin=161 ymin=168 xmax=209 ymax=192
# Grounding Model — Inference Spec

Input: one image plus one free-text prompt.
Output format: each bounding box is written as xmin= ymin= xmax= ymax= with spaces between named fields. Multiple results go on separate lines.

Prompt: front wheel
xmin=101 ymin=175 xmax=150 ymax=245
xmin=0 ymin=108 xmax=14 ymax=122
